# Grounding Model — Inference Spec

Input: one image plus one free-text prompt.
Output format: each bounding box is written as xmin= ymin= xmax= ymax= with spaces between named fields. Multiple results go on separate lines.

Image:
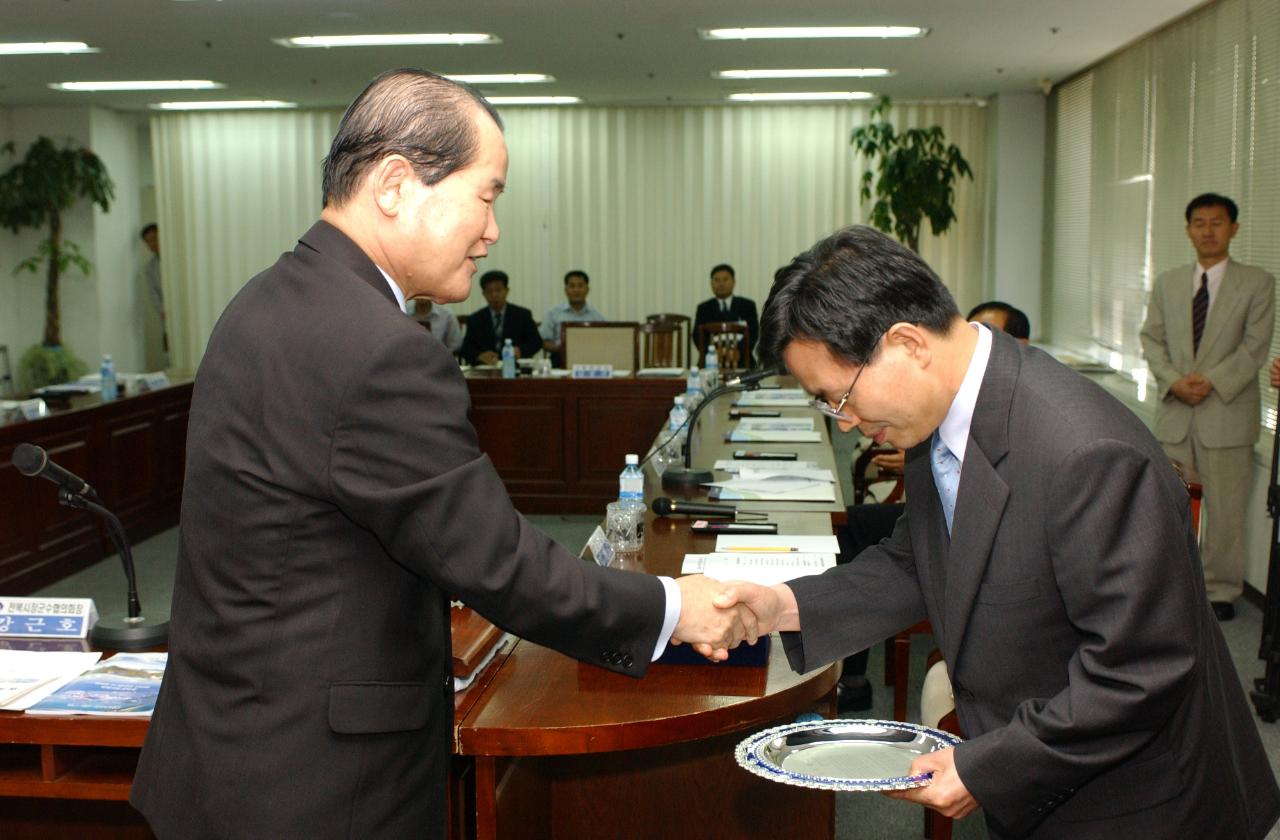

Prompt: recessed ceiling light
xmin=728 ymin=92 xmax=878 ymax=102
xmin=152 ymin=100 xmax=297 ymax=110
xmin=275 ymin=34 xmax=500 ymax=48
xmin=486 ymin=96 xmax=580 ymax=105
xmin=0 ymin=42 xmax=98 ymax=55
xmin=701 ymin=27 xmax=928 ymax=40
xmin=445 ymin=74 xmax=554 ymax=85
xmin=714 ymin=69 xmax=894 ymax=80
xmin=51 ymin=80 xmax=225 ymax=92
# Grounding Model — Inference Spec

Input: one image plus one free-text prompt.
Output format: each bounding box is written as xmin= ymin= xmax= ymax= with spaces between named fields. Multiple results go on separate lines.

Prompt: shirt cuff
xmin=653 ymin=575 xmax=682 ymax=660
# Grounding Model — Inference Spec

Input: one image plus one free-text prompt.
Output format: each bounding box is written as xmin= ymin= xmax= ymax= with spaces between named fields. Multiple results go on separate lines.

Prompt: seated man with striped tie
xmin=1140 ymin=192 xmax=1275 ymax=622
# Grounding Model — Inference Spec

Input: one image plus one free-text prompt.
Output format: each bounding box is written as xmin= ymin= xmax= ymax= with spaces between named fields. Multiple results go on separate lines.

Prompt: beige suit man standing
xmin=1140 ymin=192 xmax=1275 ymax=619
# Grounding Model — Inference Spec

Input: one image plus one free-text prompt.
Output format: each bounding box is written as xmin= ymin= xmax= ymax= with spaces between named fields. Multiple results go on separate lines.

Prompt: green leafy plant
xmin=17 ymin=343 xmax=89 ymax=391
xmin=0 ymin=136 xmax=115 ymax=357
xmin=851 ymin=96 xmax=973 ymax=253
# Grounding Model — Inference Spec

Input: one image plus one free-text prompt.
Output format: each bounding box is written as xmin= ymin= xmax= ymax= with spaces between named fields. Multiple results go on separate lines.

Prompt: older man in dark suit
xmin=694 ymin=262 xmax=759 ymax=364
xmin=720 ymin=226 xmax=1279 ymax=839
xmin=129 ymin=69 xmax=750 ymax=840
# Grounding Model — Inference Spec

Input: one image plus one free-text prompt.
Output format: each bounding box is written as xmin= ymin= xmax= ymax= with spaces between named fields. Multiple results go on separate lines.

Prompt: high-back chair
xmin=562 ymin=322 xmax=640 ymax=372
xmin=640 ymin=321 xmax=684 ymax=369
xmin=696 ymin=322 xmax=749 ymax=372
xmin=646 ymin=313 xmax=691 ymax=363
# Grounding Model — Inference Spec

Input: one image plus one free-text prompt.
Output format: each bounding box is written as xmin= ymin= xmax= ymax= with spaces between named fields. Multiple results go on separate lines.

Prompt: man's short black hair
xmin=1185 ymin=193 xmax=1238 ymax=223
xmin=710 ymin=263 xmax=735 ymax=279
xmin=140 ymin=223 xmax=158 ymax=239
xmin=321 ymin=68 xmax=504 ymax=207
xmin=966 ymin=300 xmax=1031 ymax=340
xmin=760 ymin=225 xmax=959 ymax=369
xmin=564 ymin=270 xmax=589 ymax=284
xmin=480 ymin=270 xmax=509 ymax=289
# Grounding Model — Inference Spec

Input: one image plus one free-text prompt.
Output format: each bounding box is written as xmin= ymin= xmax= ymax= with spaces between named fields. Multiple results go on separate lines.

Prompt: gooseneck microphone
xmin=10 ymin=443 xmax=168 ymax=650
xmin=12 ymin=442 xmax=99 ymax=501
xmin=660 ymin=367 xmax=781 ymax=489
xmin=651 ymin=497 xmax=738 ymax=518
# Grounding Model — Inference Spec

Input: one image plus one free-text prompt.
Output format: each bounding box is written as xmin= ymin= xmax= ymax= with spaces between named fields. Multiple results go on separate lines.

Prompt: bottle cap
xmin=625 ymin=453 xmax=639 ymax=465
xmin=674 ymin=395 xmax=685 ymax=405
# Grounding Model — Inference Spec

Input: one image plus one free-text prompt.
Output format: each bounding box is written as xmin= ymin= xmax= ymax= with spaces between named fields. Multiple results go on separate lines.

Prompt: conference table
xmin=0 ymin=374 xmax=847 ymax=839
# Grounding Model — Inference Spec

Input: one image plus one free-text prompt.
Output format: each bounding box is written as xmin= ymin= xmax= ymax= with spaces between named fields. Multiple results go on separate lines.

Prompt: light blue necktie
xmin=930 ymin=431 xmax=961 ymax=534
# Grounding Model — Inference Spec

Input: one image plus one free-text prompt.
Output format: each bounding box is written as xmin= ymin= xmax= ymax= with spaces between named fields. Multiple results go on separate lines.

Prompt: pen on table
xmin=724 ymin=546 xmax=799 ymax=552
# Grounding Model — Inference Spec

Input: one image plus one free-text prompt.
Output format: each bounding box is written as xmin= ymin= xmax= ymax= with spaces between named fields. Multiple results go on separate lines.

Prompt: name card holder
xmin=571 ymin=364 xmax=614 ymax=379
xmin=0 ymin=597 xmax=97 ymax=639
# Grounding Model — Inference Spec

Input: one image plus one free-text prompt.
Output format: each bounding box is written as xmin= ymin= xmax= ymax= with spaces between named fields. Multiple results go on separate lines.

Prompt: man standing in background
xmin=139 ymin=223 xmax=169 ymax=369
xmin=1140 ymin=193 xmax=1274 ymax=621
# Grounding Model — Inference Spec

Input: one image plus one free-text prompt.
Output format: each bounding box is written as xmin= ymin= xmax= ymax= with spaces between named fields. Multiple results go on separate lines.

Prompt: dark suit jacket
xmin=130 ymin=221 xmax=666 ymax=839
xmin=783 ymin=329 xmax=1279 ymax=839
xmin=459 ymin=301 xmax=542 ymax=364
xmin=694 ymin=295 xmax=759 ymax=363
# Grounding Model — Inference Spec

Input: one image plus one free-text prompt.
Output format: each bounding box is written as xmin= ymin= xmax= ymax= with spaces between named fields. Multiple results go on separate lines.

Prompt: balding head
xmin=321 ymin=68 xmax=503 ymax=207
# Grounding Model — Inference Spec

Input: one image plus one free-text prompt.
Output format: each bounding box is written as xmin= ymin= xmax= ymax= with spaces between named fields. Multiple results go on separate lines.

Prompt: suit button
xmin=622 ymin=654 xmax=634 ymax=668
xmin=601 ymin=650 xmax=611 ymax=661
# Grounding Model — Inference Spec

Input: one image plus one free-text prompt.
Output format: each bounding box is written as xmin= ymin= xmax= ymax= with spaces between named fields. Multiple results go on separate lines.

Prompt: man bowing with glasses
xmin=716 ymin=225 xmax=1278 ymax=839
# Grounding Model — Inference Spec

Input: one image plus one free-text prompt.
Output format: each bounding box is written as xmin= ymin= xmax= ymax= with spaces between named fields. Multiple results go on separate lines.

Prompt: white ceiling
xmin=1 ymin=0 xmax=1206 ymax=111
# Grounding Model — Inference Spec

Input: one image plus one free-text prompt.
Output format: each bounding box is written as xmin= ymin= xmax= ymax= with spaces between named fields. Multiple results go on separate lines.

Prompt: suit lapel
xmin=1168 ymin=267 xmax=1196 ymax=362
xmin=905 ymin=443 xmax=948 ymax=639
xmin=298 ymin=220 xmax=401 ymax=309
xmin=940 ymin=332 xmax=1016 ymax=668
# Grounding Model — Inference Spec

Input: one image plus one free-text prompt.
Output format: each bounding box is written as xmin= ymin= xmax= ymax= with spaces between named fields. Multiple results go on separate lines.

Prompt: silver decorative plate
xmin=735 ymin=719 xmax=962 ymax=792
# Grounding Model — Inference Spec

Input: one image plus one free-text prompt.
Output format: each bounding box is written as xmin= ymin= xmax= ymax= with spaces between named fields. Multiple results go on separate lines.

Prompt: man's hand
xmin=871 ymin=448 xmax=906 ymax=475
xmin=671 ymin=575 xmax=760 ymax=661
xmin=476 ymin=350 xmax=500 ymax=365
xmin=882 ymin=748 xmax=978 ymax=820
xmin=1171 ymin=373 xmax=1212 ymax=405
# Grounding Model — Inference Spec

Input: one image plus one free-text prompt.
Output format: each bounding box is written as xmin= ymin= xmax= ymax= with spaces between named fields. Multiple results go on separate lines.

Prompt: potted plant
xmin=851 ymin=96 xmax=973 ymax=252
xmin=0 ymin=136 xmax=115 ymax=390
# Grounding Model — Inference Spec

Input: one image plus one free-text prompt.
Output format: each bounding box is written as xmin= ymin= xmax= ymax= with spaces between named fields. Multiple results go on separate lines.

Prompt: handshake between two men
xmin=670 ymin=575 xmax=797 ymax=660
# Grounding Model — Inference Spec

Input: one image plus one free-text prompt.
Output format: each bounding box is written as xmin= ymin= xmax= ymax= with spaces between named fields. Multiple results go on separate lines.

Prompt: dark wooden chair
xmin=640 ymin=321 xmax=684 ymax=369
xmin=851 ymin=443 xmax=906 ymax=505
xmin=696 ymin=322 xmax=749 ymax=372
xmin=646 ymin=313 xmax=692 ymax=364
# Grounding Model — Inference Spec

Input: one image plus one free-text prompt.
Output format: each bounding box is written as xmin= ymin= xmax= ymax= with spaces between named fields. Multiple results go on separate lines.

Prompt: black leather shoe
xmin=1212 ymin=601 xmax=1235 ymax=621
xmin=837 ymin=676 xmax=873 ymax=714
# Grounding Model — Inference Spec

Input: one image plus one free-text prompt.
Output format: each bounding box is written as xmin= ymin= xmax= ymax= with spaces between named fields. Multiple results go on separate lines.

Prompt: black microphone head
xmin=652 ymin=497 xmax=675 ymax=516
xmin=11 ymin=443 xmax=45 ymax=477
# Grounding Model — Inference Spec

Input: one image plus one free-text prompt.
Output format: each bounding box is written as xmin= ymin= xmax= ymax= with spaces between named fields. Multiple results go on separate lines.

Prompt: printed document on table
xmin=681 ymin=553 xmax=836 ymax=585
xmin=735 ymin=389 xmax=811 ymax=407
xmin=727 ymin=429 xmax=822 ymax=443
xmin=735 ymin=417 xmax=815 ymax=432
xmin=713 ymin=459 xmax=820 ymax=473
xmin=712 ymin=534 xmax=841 ymax=554
xmin=26 ymin=652 xmax=166 ymax=717
xmin=735 ymin=467 xmax=835 ymax=483
xmin=709 ymin=475 xmax=836 ymax=502
xmin=0 ymin=650 xmax=102 ymax=711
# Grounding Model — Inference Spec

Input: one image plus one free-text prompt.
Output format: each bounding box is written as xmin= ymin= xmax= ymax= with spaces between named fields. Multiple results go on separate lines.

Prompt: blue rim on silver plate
xmin=735 ymin=718 xmax=962 ymax=792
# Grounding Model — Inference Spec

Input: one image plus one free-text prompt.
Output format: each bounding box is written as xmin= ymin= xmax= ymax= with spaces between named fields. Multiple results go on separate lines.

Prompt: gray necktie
xmin=493 ymin=310 xmax=503 ymax=350
xmin=930 ymin=431 xmax=961 ymax=534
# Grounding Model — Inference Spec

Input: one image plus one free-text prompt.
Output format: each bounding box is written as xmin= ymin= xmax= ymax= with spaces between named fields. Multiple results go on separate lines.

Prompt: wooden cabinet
xmin=0 ymin=383 xmax=192 ymax=594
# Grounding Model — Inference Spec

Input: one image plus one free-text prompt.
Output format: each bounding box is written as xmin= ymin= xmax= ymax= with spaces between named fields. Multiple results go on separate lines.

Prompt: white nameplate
xmin=585 ymin=525 xmax=614 ymax=567
xmin=571 ymin=364 xmax=614 ymax=379
xmin=140 ymin=371 xmax=171 ymax=392
xmin=19 ymin=399 xmax=49 ymax=420
xmin=0 ymin=597 xmax=97 ymax=639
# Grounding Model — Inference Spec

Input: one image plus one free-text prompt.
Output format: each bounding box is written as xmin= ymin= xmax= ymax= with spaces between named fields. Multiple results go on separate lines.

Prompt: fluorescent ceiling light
xmin=701 ymin=26 xmax=928 ymax=40
xmin=0 ymin=41 xmax=98 ymax=55
xmin=52 ymin=80 xmax=224 ymax=92
xmin=275 ymin=34 xmax=499 ymax=48
xmin=445 ymin=73 xmax=554 ymax=84
xmin=152 ymin=100 xmax=297 ymax=110
xmin=715 ymin=68 xmax=893 ymax=80
xmin=486 ymin=96 xmax=580 ymax=105
xmin=728 ymin=91 xmax=877 ymax=102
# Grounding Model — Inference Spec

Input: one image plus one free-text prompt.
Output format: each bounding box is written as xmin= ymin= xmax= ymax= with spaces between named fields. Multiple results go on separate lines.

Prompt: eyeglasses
xmin=807 ymin=333 xmax=883 ymax=421
xmin=809 ymin=366 xmax=864 ymax=421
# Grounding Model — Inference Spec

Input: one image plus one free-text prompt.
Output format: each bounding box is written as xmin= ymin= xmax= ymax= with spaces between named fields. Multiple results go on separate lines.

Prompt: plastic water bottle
xmin=668 ymin=394 xmax=690 ymax=436
xmin=685 ymin=365 xmax=703 ymax=409
xmin=99 ymin=354 xmax=118 ymax=402
xmin=702 ymin=346 xmax=719 ymax=391
xmin=500 ymin=339 xmax=516 ymax=379
xmin=619 ymin=454 xmax=645 ymax=502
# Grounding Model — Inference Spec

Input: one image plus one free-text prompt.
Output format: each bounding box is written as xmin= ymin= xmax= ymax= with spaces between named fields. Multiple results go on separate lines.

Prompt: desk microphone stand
xmin=1252 ymin=387 xmax=1280 ymax=722
xmin=660 ymin=377 xmax=765 ymax=489
xmin=58 ymin=488 xmax=169 ymax=651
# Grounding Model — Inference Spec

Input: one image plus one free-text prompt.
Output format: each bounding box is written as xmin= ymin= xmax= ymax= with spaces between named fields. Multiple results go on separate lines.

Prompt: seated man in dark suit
xmin=693 ymin=263 xmax=759 ymax=365
xmin=459 ymin=269 xmax=542 ymax=364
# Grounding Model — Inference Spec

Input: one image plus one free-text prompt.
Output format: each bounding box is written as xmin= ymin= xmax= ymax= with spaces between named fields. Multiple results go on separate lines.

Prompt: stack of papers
xmin=708 ymin=473 xmax=836 ymax=502
xmin=26 ymin=652 xmax=167 ymax=717
xmin=0 ymin=650 xmax=102 ymax=711
xmin=682 ymin=535 xmax=839 ymax=585
xmin=727 ymin=428 xmax=822 ymax=443
xmin=714 ymin=459 xmax=821 ymax=473
xmin=735 ymin=388 xmax=811 ymax=407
